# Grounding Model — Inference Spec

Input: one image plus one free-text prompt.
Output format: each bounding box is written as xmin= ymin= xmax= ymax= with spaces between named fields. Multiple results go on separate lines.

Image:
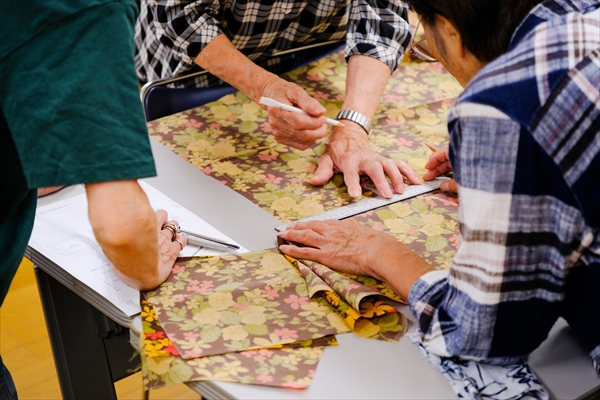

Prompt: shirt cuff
xmin=408 ymin=269 xmax=449 ymax=319
xmin=345 ymin=40 xmax=403 ymax=72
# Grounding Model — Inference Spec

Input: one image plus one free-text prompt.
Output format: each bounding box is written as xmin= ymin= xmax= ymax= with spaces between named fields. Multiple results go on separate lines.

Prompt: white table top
xmin=34 ymin=137 xmax=599 ymax=399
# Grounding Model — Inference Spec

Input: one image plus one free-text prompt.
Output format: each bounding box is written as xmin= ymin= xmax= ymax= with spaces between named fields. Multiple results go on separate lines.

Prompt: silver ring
xmin=174 ymin=238 xmax=184 ymax=251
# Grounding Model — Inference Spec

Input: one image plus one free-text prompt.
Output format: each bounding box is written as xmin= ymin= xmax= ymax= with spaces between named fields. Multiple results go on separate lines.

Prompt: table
xmin=29 ymin=137 xmax=600 ymax=400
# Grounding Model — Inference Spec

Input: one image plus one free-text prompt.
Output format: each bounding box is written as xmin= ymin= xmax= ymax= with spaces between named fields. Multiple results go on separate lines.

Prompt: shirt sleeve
xmin=151 ymin=0 xmax=223 ymax=66
xmin=346 ymin=0 xmax=411 ymax=71
xmin=408 ymin=102 xmax=590 ymax=362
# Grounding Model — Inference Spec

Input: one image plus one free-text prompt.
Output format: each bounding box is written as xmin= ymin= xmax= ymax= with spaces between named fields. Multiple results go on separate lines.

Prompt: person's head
xmin=406 ymin=0 xmax=544 ymax=86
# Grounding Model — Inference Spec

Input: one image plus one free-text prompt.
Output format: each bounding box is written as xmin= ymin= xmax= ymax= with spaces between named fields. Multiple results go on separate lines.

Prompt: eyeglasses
xmin=407 ymin=19 xmax=438 ymax=62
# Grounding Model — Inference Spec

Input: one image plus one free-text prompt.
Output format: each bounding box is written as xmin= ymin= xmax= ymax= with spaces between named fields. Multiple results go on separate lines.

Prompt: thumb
xmin=310 ymin=153 xmax=335 ymax=186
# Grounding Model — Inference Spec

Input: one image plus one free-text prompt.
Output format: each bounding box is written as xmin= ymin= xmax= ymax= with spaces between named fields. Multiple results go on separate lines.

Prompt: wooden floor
xmin=0 ymin=258 xmax=200 ymax=399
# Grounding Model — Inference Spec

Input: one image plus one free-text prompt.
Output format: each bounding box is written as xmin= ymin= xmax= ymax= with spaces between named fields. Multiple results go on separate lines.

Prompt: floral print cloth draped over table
xmin=141 ymin=248 xmax=413 ymax=389
xmin=143 ymin=27 xmax=465 ymax=391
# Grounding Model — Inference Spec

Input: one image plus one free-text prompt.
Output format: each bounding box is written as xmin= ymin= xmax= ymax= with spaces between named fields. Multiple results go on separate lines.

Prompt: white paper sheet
xmin=29 ymin=181 xmax=247 ymax=316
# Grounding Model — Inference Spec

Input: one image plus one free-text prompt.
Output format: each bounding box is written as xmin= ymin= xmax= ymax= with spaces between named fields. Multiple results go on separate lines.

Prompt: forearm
xmin=86 ymin=181 xmax=167 ymax=290
xmin=334 ymin=55 xmax=391 ymax=135
xmin=194 ymin=34 xmax=276 ymax=102
xmin=367 ymin=242 xmax=434 ymax=301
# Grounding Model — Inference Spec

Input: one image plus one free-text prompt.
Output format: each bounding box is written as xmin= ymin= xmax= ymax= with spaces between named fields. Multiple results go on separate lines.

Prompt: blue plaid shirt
xmin=408 ymin=0 xmax=600 ymax=374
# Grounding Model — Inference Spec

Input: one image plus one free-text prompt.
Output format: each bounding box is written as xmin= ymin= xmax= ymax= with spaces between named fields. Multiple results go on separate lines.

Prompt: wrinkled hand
xmin=310 ymin=125 xmax=420 ymax=198
xmin=261 ymin=78 xmax=328 ymax=150
xmin=155 ymin=210 xmax=187 ymax=270
xmin=424 ymin=145 xmax=458 ymax=194
xmin=278 ymin=219 xmax=402 ymax=277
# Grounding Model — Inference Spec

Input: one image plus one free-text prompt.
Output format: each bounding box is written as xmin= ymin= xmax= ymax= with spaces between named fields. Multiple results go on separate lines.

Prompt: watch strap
xmin=335 ymin=110 xmax=373 ymax=137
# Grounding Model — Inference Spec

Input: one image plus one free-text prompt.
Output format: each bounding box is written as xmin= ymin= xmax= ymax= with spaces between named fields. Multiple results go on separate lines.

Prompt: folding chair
xmin=140 ymin=40 xmax=345 ymax=121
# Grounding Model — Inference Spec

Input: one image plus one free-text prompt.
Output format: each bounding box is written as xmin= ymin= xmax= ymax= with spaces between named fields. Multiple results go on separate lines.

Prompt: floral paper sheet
xmin=147 ymin=49 xmax=462 ymax=225
xmin=141 ymin=250 xmax=411 ymax=389
xmin=142 ymin=22 xmax=463 ymax=390
xmin=141 ymin=299 xmax=332 ymax=390
xmin=144 ymin=251 xmax=350 ymax=360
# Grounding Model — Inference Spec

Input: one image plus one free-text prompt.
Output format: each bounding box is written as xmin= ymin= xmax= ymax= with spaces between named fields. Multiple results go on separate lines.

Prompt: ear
xmin=437 ymin=16 xmax=466 ymax=57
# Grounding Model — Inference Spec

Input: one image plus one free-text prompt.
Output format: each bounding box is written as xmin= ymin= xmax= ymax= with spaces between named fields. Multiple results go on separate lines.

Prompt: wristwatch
xmin=335 ymin=109 xmax=373 ymax=137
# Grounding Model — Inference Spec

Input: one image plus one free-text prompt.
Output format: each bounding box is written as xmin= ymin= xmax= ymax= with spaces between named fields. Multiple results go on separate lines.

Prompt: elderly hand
xmin=309 ymin=123 xmax=420 ymax=198
xmin=155 ymin=209 xmax=187 ymax=264
xmin=424 ymin=145 xmax=458 ymax=194
xmin=278 ymin=219 xmax=434 ymax=299
xmin=278 ymin=219 xmax=396 ymax=276
xmin=261 ymin=77 xmax=328 ymax=150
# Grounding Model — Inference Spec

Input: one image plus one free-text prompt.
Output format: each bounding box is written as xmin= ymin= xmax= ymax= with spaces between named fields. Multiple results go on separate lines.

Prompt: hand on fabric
xmin=278 ymin=219 xmax=434 ymax=299
xmin=310 ymin=123 xmax=420 ymax=198
xmin=424 ymin=145 xmax=458 ymax=194
xmin=261 ymin=78 xmax=328 ymax=150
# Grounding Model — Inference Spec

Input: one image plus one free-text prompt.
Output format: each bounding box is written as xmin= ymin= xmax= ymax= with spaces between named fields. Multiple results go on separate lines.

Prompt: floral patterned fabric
xmin=141 ymin=299 xmax=333 ymax=390
xmin=290 ymin=256 xmax=407 ymax=341
xmin=142 ymin=22 xmax=465 ymax=391
xmin=147 ymin=47 xmax=462 ymax=224
xmin=143 ymin=251 xmax=351 ymax=360
xmin=351 ymin=191 xmax=459 ymax=271
xmin=141 ymin=250 xmax=413 ymax=389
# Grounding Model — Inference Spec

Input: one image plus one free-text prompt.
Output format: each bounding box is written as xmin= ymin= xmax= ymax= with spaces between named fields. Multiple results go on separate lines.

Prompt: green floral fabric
xmin=141 ymin=298 xmax=336 ymax=390
xmin=147 ymin=49 xmax=462 ymax=224
xmin=142 ymin=22 xmax=463 ymax=391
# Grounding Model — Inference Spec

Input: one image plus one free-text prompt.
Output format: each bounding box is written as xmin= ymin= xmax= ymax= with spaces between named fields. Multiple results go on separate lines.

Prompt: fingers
xmin=344 ymin=167 xmax=363 ymax=198
xmin=286 ymin=85 xmax=326 ymax=117
xmin=309 ymin=153 xmax=335 ymax=186
xmin=278 ymin=225 xmax=324 ymax=249
xmin=424 ymin=147 xmax=452 ymax=181
xmin=155 ymin=210 xmax=169 ymax=230
xmin=269 ymin=107 xmax=327 ymax=131
xmin=393 ymin=159 xmax=421 ymax=185
xmin=268 ymin=110 xmax=327 ymax=149
xmin=362 ymin=161 xmax=393 ymax=198
xmin=440 ymin=179 xmax=459 ymax=194
xmin=279 ymin=243 xmax=322 ymax=262
xmin=159 ymin=217 xmax=179 ymax=242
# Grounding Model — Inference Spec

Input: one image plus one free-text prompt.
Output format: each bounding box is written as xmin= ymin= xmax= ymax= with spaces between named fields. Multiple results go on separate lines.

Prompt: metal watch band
xmin=335 ymin=110 xmax=373 ymax=137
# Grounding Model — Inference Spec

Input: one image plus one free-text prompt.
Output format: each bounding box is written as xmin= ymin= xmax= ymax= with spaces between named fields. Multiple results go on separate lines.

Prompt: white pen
xmin=259 ymin=97 xmax=344 ymax=127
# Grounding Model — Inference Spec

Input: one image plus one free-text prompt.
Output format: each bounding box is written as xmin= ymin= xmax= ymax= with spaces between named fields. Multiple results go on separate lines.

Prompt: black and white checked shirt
xmin=135 ymin=0 xmax=411 ymax=87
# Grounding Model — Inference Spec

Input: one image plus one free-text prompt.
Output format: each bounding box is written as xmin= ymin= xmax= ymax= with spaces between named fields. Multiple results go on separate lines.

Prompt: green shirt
xmin=0 ymin=0 xmax=157 ymax=374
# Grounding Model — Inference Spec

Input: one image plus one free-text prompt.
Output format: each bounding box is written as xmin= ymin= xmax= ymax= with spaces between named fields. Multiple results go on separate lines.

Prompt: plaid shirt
xmin=134 ymin=0 xmax=411 ymax=87
xmin=408 ymin=0 xmax=600 ymax=373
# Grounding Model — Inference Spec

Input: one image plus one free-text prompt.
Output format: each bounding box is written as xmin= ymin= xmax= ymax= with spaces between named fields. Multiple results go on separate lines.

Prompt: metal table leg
xmin=34 ymin=266 xmax=138 ymax=399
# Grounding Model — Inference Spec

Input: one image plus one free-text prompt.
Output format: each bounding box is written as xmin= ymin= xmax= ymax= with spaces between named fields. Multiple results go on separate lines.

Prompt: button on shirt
xmin=408 ymin=0 xmax=600 ymax=374
xmin=135 ymin=0 xmax=411 ymax=87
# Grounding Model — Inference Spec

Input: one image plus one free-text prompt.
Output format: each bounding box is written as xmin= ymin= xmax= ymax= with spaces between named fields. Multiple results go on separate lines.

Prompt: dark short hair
xmin=405 ymin=0 xmax=544 ymax=63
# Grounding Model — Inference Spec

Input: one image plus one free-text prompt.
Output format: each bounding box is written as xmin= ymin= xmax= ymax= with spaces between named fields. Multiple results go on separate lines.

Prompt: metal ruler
xmin=275 ymin=177 xmax=448 ymax=231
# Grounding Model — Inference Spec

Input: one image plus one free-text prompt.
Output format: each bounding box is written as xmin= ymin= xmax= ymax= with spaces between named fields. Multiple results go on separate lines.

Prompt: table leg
xmin=34 ymin=266 xmax=138 ymax=400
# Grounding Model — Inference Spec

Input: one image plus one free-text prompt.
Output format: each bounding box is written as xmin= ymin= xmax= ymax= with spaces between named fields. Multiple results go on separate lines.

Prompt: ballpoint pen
xmin=259 ymin=97 xmax=344 ymax=127
xmin=180 ymin=229 xmax=240 ymax=251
